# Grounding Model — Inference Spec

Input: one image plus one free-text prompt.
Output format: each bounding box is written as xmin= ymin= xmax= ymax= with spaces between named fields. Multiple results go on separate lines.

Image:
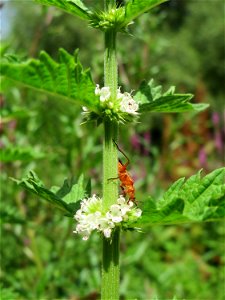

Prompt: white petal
xmin=120 ymin=96 xmax=139 ymax=114
xmin=100 ymin=86 xmax=111 ymax=102
xmin=120 ymin=206 xmax=131 ymax=215
xmin=110 ymin=204 xmax=121 ymax=213
xmin=111 ymin=215 xmax=123 ymax=223
xmin=103 ymin=228 xmax=112 ymax=238
xmin=74 ymin=209 xmax=83 ymax=220
xmin=117 ymin=196 xmax=126 ymax=205
xmin=117 ymin=87 xmax=123 ymax=100
xmin=95 ymin=84 xmax=100 ymax=95
xmin=135 ymin=209 xmax=142 ymax=217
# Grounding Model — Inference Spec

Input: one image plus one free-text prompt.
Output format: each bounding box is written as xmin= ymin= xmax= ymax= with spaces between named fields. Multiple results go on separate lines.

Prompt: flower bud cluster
xmin=74 ymin=195 xmax=142 ymax=240
xmin=95 ymin=84 xmax=139 ymax=115
xmin=89 ymin=7 xmax=126 ymax=32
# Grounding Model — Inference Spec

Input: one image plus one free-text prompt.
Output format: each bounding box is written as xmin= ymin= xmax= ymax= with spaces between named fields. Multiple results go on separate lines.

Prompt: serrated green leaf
xmin=158 ymin=177 xmax=185 ymax=208
xmin=1 ymin=49 xmax=99 ymax=112
xmin=62 ymin=174 xmax=85 ymax=204
xmin=138 ymin=95 xmax=197 ymax=113
xmin=12 ymin=171 xmax=73 ymax=215
xmin=124 ymin=0 xmax=168 ymax=26
xmin=11 ymin=171 xmax=87 ymax=217
xmin=35 ymin=0 xmax=91 ymax=20
xmin=132 ymin=168 xmax=225 ymax=227
xmin=54 ymin=178 xmax=74 ymax=199
xmin=0 ymin=147 xmax=45 ymax=162
xmin=134 ymin=79 xmax=209 ymax=113
xmin=181 ymin=168 xmax=225 ymax=221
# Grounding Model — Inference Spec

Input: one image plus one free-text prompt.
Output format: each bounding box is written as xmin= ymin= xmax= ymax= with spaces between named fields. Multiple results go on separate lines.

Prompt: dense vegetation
xmin=1 ymin=1 xmax=224 ymax=299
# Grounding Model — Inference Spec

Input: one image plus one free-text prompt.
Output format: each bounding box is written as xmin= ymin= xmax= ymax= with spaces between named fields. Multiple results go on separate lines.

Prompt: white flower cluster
xmin=117 ymin=88 xmax=139 ymax=115
xmin=74 ymin=194 xmax=142 ymax=240
xmin=95 ymin=84 xmax=139 ymax=115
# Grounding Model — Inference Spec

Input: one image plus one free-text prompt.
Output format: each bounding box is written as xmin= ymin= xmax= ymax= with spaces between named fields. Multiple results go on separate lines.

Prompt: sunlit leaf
xmin=35 ymin=0 xmax=91 ymax=20
xmin=123 ymin=0 xmax=168 ymax=26
xmin=12 ymin=171 xmax=88 ymax=217
xmin=1 ymin=49 xmax=99 ymax=112
xmin=131 ymin=168 xmax=225 ymax=227
xmin=135 ymin=79 xmax=209 ymax=113
xmin=56 ymin=174 xmax=85 ymax=204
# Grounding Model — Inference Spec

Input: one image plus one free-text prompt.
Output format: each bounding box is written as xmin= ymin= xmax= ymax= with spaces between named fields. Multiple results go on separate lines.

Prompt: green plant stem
xmin=101 ymin=3 xmax=120 ymax=296
xmin=104 ymin=29 xmax=118 ymax=99
xmin=102 ymin=72 xmax=120 ymax=300
xmin=101 ymin=227 xmax=120 ymax=300
xmin=102 ymin=123 xmax=120 ymax=298
xmin=103 ymin=119 xmax=118 ymax=209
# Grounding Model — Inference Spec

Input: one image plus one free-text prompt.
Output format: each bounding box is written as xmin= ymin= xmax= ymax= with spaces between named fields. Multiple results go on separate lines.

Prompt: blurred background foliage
xmin=0 ymin=0 xmax=224 ymax=299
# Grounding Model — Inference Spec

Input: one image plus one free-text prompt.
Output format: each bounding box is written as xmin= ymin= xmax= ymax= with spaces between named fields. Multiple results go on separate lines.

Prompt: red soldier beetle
xmin=108 ymin=140 xmax=136 ymax=204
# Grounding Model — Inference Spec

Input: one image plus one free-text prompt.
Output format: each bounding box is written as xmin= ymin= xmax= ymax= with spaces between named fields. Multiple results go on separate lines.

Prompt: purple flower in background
xmin=215 ymin=132 xmax=223 ymax=153
xmin=143 ymin=131 xmax=151 ymax=155
xmin=131 ymin=134 xmax=140 ymax=151
xmin=212 ymin=112 xmax=220 ymax=126
xmin=212 ymin=112 xmax=224 ymax=154
xmin=198 ymin=147 xmax=207 ymax=167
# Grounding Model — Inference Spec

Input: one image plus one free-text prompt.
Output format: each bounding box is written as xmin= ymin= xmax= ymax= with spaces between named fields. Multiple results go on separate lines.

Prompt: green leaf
xmin=123 ymin=0 xmax=168 ymax=26
xmin=1 ymin=108 xmax=31 ymax=123
xmin=1 ymin=49 xmax=99 ymax=112
xmin=0 ymin=147 xmax=45 ymax=162
xmin=0 ymin=286 xmax=20 ymax=300
xmin=35 ymin=0 xmax=91 ymax=20
xmin=57 ymin=174 xmax=85 ymax=204
xmin=11 ymin=171 xmax=88 ymax=217
xmin=134 ymin=79 xmax=209 ymax=113
xmin=0 ymin=207 xmax=25 ymax=224
xmin=132 ymin=168 xmax=225 ymax=227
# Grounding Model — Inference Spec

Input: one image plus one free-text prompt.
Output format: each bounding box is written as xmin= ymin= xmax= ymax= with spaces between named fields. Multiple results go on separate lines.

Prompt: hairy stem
xmin=101 ymin=227 xmax=120 ymax=300
xmin=103 ymin=120 xmax=118 ymax=209
xmin=101 ymin=1 xmax=120 ymax=298
xmin=104 ymin=29 xmax=118 ymax=99
xmin=102 ymin=72 xmax=120 ymax=300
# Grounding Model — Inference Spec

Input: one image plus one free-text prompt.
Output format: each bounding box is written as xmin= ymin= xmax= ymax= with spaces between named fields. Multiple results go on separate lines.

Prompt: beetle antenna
xmin=113 ymin=139 xmax=130 ymax=166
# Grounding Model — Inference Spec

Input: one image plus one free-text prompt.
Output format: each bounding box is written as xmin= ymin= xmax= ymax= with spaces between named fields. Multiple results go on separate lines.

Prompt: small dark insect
xmin=111 ymin=140 xmax=136 ymax=204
